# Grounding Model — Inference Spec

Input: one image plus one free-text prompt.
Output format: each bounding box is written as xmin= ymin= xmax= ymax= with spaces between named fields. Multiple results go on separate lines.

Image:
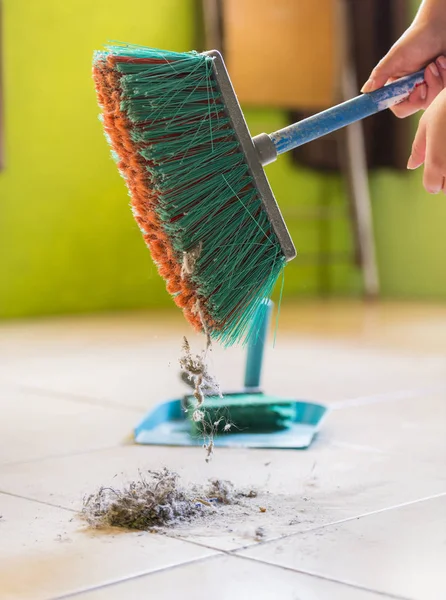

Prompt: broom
xmin=93 ymin=44 xmax=424 ymax=346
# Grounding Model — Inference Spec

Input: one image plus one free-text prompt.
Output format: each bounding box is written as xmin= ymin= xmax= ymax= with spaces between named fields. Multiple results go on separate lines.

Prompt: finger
xmin=391 ymin=83 xmax=427 ymax=118
xmin=443 ymin=176 xmax=446 ymax=195
xmin=361 ymin=48 xmax=410 ymax=93
xmin=362 ymin=65 xmax=397 ymax=93
xmin=423 ymin=127 xmax=446 ymax=194
xmin=423 ymin=62 xmax=445 ymax=107
xmin=394 ymin=60 xmax=446 ymax=118
xmin=423 ymin=163 xmax=445 ymax=194
xmin=436 ymin=55 xmax=446 ymax=86
xmin=362 ymin=74 xmax=388 ymax=94
xmin=407 ymin=117 xmax=427 ymax=170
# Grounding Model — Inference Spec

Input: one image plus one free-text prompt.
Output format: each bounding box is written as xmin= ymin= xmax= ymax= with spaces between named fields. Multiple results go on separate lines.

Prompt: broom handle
xmin=253 ymin=70 xmax=425 ymax=165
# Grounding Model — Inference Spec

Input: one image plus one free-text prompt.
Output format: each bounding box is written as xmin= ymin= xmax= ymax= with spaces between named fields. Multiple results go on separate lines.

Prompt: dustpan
xmin=134 ymin=301 xmax=327 ymax=449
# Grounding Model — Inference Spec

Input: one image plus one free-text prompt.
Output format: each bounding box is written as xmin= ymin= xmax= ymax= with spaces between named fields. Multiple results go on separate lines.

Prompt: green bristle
xmin=96 ymin=44 xmax=286 ymax=346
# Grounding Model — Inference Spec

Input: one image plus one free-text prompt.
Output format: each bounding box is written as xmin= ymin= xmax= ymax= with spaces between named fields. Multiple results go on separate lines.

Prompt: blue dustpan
xmin=134 ymin=301 xmax=327 ymax=449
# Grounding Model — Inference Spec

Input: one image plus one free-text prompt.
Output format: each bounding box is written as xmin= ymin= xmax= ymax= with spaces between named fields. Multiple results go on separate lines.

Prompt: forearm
xmin=416 ymin=0 xmax=446 ymax=25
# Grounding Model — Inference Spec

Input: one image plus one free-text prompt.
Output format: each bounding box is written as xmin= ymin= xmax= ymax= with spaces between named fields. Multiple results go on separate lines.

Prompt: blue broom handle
xmin=269 ymin=70 xmax=425 ymax=155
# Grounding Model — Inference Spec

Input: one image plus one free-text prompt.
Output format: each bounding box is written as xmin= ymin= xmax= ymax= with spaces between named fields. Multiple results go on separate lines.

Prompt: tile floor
xmin=0 ymin=301 xmax=445 ymax=600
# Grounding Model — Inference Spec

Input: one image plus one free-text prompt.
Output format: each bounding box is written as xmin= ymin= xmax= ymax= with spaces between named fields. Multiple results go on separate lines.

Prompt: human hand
xmin=407 ymin=87 xmax=446 ymax=193
xmin=362 ymin=18 xmax=446 ymax=117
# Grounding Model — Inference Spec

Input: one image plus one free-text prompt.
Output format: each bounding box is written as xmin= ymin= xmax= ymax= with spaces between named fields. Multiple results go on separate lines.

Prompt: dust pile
xmin=81 ymin=468 xmax=256 ymax=531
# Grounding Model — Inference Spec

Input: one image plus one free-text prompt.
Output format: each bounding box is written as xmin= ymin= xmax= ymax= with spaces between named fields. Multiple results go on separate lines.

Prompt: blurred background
xmin=1 ymin=4 xmax=445 ymax=595
xmin=0 ymin=0 xmax=445 ymax=321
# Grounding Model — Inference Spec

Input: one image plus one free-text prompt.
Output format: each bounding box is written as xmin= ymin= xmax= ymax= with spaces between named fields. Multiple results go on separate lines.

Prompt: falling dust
xmin=179 ymin=335 xmax=237 ymax=462
xmin=179 ymin=336 xmax=221 ymax=415
xmin=81 ymin=468 xmax=258 ymax=531
xmin=179 ymin=244 xmax=230 ymax=462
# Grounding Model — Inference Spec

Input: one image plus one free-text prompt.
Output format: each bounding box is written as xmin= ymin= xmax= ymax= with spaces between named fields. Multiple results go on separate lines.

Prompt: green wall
xmin=0 ymin=0 xmax=444 ymax=320
xmin=372 ymin=169 xmax=446 ymax=298
xmin=0 ymin=0 xmax=197 ymax=318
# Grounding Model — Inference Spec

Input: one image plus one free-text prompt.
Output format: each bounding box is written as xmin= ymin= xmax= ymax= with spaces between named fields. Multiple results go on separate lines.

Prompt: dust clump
xmin=179 ymin=337 xmax=221 ymax=413
xmin=244 ymin=489 xmax=258 ymax=498
xmin=181 ymin=243 xmax=203 ymax=279
xmin=207 ymin=479 xmax=238 ymax=505
xmin=81 ymin=469 xmax=255 ymax=532
xmin=82 ymin=469 xmax=200 ymax=530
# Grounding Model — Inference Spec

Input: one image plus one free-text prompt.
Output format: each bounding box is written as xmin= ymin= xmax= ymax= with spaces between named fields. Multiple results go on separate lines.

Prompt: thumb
xmin=361 ymin=35 xmax=416 ymax=93
xmin=407 ymin=117 xmax=427 ymax=169
xmin=362 ymin=52 xmax=406 ymax=93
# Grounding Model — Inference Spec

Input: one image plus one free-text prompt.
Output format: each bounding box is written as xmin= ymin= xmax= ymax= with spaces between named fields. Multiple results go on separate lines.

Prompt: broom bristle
xmin=93 ymin=44 xmax=286 ymax=346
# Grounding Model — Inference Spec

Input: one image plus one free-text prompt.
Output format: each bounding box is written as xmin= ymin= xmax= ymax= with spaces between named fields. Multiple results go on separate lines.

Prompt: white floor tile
xmin=0 ymin=493 xmax=215 ymax=600
xmin=240 ymin=495 xmax=446 ymax=600
xmin=0 ymin=335 xmax=245 ymax=412
xmin=0 ymin=303 xmax=445 ymax=599
xmin=1 ymin=312 xmax=444 ymax=412
xmin=66 ymin=554 xmax=393 ymax=600
xmin=1 ymin=441 xmax=445 ymax=552
xmin=324 ymin=394 xmax=446 ymax=464
xmin=0 ymin=386 xmax=143 ymax=466
xmin=262 ymin=340 xmax=445 ymax=404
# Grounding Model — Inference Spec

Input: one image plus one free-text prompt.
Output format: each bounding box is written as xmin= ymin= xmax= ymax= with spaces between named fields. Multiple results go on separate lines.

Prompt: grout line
xmin=0 ymin=489 xmax=76 ymax=513
xmin=235 ymin=554 xmax=411 ymax=600
xmin=331 ymin=384 xmax=446 ymax=410
xmin=3 ymin=487 xmax=444 ymax=559
xmin=51 ymin=548 xmax=410 ymax=600
xmin=2 ymin=489 xmax=441 ymax=600
xmin=140 ymin=491 xmax=446 ymax=560
xmin=0 ymin=492 xmax=236 ymax=580
xmin=167 ymin=534 xmax=242 ymax=556
xmin=230 ymin=491 xmax=446 ymax=552
xmin=10 ymin=383 xmax=145 ymax=414
xmin=51 ymin=553 xmax=223 ymax=600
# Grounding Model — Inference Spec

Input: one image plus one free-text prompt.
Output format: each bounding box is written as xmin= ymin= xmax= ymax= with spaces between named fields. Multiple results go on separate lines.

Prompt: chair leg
xmin=337 ymin=0 xmax=380 ymax=298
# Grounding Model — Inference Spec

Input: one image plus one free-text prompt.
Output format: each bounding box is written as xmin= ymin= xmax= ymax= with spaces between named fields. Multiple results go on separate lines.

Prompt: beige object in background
xmin=223 ymin=0 xmax=340 ymax=110
xmin=203 ymin=0 xmax=379 ymax=298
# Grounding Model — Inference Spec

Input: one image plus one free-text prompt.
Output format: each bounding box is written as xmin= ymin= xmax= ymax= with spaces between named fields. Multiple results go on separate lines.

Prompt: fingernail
xmin=429 ymin=62 xmax=440 ymax=77
xmin=407 ymin=155 xmax=419 ymax=169
xmin=428 ymin=187 xmax=441 ymax=194
xmin=420 ymin=83 xmax=427 ymax=100
xmin=438 ymin=56 xmax=446 ymax=70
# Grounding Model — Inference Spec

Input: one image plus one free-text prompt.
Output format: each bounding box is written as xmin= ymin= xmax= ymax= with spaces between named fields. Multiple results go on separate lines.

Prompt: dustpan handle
xmin=244 ymin=300 xmax=273 ymax=390
xmin=253 ymin=70 xmax=425 ymax=165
